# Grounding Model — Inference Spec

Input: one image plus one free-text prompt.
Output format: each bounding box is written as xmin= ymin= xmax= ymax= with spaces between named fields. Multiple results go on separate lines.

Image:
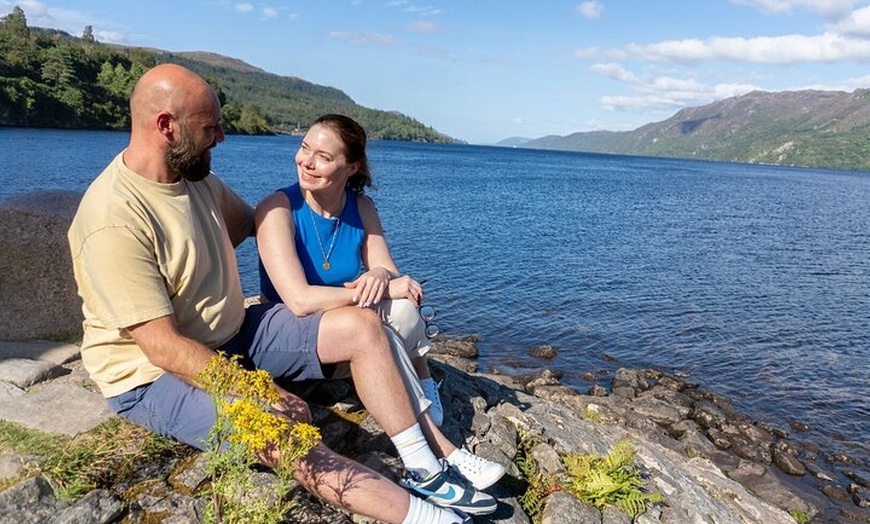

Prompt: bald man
xmin=67 ymin=64 xmax=493 ymax=524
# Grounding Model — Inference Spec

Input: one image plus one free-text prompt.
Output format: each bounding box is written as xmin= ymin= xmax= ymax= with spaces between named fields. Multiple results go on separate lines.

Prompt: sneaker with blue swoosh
xmin=401 ymin=460 xmax=497 ymax=515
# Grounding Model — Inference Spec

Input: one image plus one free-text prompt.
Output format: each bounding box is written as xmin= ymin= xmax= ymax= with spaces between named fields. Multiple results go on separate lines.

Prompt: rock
xmin=0 ymin=358 xmax=66 ymax=388
xmin=0 ymin=380 xmax=113 ymax=436
xmin=790 ymin=421 xmax=812 ymax=433
xmin=45 ymin=489 xmax=123 ymax=524
xmin=0 ymin=191 xmax=83 ymax=341
xmin=821 ymin=483 xmax=853 ymax=504
xmin=527 ymin=345 xmax=558 ymax=359
xmin=844 ymin=470 xmax=870 ymax=489
xmin=0 ymin=476 xmax=64 ymax=524
xmin=431 ymin=335 xmax=480 ymax=358
xmin=602 ymin=506 xmax=632 ymax=524
xmin=773 ymin=450 xmax=807 ymax=476
xmin=530 ymin=442 xmax=565 ymax=475
xmin=524 ymin=369 xmax=562 ymax=392
xmin=541 ymin=491 xmax=600 ymax=524
xmin=851 ymin=484 xmax=870 ymax=508
xmin=692 ymin=400 xmax=727 ymax=430
xmin=587 ymin=384 xmax=608 ymax=397
xmin=730 ymin=435 xmax=771 ymax=464
xmin=630 ymin=396 xmax=686 ymax=426
xmin=613 ymin=368 xmax=649 ymax=394
xmin=580 ymin=372 xmax=598 ymax=382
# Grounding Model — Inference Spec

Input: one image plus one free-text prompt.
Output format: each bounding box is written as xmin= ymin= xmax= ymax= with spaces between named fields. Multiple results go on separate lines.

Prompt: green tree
xmin=0 ymin=6 xmax=37 ymax=72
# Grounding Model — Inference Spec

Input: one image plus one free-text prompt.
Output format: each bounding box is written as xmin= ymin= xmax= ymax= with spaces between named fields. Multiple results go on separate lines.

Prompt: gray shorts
xmin=106 ymin=303 xmax=323 ymax=449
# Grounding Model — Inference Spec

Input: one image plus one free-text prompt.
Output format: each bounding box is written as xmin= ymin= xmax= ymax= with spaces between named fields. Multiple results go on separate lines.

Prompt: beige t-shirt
xmin=68 ymin=152 xmax=253 ymax=398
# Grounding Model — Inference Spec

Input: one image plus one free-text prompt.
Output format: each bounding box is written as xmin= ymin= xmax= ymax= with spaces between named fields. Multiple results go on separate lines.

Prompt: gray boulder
xmin=0 ymin=191 xmax=83 ymax=341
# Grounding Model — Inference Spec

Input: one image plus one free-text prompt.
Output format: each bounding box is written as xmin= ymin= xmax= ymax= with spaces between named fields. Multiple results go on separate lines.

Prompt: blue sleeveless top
xmin=259 ymin=183 xmax=365 ymax=303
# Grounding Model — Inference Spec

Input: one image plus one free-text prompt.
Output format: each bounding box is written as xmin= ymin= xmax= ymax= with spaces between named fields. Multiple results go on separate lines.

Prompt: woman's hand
xmin=344 ymin=267 xmax=393 ymax=307
xmin=387 ymin=275 xmax=423 ymax=307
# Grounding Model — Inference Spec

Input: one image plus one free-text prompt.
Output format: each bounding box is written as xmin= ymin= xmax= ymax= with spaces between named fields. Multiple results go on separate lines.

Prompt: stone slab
xmin=0 ymin=381 xmax=113 ymax=436
xmin=0 ymin=381 xmax=25 ymax=401
xmin=0 ymin=340 xmax=80 ymax=366
xmin=0 ymin=358 xmax=63 ymax=388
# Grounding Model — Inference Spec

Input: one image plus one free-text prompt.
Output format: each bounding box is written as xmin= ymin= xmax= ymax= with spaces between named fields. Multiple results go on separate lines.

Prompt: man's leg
xmin=108 ymin=367 xmax=463 ymax=523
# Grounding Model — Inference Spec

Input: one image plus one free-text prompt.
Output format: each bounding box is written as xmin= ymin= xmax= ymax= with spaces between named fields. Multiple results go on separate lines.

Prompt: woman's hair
xmin=312 ymin=114 xmax=371 ymax=194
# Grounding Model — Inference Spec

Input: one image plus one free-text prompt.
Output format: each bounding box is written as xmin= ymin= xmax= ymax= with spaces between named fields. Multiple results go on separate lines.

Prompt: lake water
xmin=2 ymin=128 xmax=868 ymax=461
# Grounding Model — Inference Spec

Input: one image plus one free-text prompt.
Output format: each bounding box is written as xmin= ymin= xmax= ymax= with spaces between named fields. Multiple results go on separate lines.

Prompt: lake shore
xmin=1 ymin=336 xmax=867 ymax=523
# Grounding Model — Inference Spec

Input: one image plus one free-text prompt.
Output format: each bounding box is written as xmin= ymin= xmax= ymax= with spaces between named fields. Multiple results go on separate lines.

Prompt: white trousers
xmin=334 ymin=299 xmax=433 ymax=415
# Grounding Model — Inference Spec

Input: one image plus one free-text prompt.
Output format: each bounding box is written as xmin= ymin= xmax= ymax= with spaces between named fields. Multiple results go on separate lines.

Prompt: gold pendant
xmin=322 ymin=261 xmax=331 ymax=271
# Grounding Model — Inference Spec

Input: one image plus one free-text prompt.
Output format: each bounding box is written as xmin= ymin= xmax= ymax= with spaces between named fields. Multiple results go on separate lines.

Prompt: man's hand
xmin=271 ymin=383 xmax=312 ymax=423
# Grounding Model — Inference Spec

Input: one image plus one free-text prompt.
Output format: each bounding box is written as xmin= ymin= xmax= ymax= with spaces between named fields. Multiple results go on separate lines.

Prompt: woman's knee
xmin=318 ymin=307 xmax=388 ymax=360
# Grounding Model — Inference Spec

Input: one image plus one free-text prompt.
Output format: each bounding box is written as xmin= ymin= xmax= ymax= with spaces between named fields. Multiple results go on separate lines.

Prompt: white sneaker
xmin=447 ymin=447 xmax=506 ymax=491
xmin=421 ymin=377 xmax=444 ymax=426
xmin=402 ymin=460 xmax=497 ymax=515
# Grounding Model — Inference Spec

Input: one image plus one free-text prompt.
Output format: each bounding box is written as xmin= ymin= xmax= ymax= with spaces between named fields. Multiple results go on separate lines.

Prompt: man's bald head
xmin=130 ymin=64 xmax=219 ymax=131
xmin=124 ymin=64 xmax=224 ymax=183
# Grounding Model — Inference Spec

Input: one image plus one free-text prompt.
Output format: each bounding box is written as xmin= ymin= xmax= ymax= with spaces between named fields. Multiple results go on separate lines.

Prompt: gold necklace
xmin=307 ymin=204 xmax=340 ymax=270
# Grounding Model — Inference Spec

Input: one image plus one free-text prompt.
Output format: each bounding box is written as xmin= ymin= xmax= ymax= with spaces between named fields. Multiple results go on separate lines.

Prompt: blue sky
xmin=5 ymin=0 xmax=870 ymax=144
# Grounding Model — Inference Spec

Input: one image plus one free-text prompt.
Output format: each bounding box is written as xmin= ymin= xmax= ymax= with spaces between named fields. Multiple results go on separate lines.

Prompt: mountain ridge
xmin=517 ymin=89 xmax=870 ymax=170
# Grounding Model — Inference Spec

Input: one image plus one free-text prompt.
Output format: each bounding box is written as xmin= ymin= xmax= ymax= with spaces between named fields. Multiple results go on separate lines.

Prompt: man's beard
xmin=165 ymin=125 xmax=212 ymax=182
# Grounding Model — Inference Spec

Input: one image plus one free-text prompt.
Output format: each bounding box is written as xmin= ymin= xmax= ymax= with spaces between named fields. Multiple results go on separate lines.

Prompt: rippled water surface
xmin=3 ymin=128 xmax=868 ymax=459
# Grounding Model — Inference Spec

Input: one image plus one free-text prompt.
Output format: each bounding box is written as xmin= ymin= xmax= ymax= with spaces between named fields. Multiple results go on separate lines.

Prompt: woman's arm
xmin=255 ymin=192 xmax=357 ymax=316
xmin=354 ymin=195 xmax=423 ymax=307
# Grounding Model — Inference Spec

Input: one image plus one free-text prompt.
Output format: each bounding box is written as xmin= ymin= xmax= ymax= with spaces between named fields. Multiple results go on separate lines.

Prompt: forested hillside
xmin=0 ymin=7 xmax=455 ymax=142
xmin=525 ymin=89 xmax=870 ymax=171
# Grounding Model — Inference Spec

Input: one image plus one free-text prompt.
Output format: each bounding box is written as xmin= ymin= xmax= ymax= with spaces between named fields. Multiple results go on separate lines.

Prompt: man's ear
xmin=156 ymin=111 xmax=174 ymax=138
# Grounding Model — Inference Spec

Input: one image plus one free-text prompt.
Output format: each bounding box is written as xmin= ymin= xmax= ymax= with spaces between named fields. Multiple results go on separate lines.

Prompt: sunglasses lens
xmin=420 ymin=305 xmax=436 ymax=322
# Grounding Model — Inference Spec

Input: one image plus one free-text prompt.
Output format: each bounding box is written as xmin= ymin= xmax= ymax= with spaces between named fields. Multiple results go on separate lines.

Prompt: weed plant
xmin=196 ymin=353 xmax=320 ymax=524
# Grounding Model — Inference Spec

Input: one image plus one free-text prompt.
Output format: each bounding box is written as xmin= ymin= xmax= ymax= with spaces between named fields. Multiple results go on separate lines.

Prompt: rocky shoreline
xmin=0 ymin=335 xmax=867 ymax=524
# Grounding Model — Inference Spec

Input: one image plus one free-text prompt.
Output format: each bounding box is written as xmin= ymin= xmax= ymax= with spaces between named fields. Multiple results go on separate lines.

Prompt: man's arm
xmin=127 ymin=314 xmax=217 ymax=385
xmin=127 ymin=314 xmax=313 ymax=422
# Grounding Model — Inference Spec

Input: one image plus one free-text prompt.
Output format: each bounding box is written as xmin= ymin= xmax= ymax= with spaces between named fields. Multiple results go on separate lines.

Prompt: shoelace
xmin=455 ymin=450 xmax=488 ymax=474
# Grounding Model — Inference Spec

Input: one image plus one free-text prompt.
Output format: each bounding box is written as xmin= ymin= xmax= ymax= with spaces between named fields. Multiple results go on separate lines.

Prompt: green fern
xmin=562 ymin=438 xmax=662 ymax=518
xmin=513 ymin=426 xmax=560 ymax=523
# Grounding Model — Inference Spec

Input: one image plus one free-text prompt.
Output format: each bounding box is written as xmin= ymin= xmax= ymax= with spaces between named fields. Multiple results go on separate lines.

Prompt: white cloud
xmin=261 ymin=6 xmax=278 ymax=18
xmin=590 ymin=61 xmax=763 ymax=113
xmin=328 ymin=31 xmax=398 ymax=46
xmin=827 ymin=5 xmax=870 ymax=36
xmin=589 ymin=62 xmax=637 ymax=82
xmin=587 ymin=32 xmax=870 ymax=64
xmin=577 ymin=1 xmax=604 ymax=19
xmin=235 ymin=3 xmax=254 ymax=13
xmin=408 ymin=20 xmax=438 ymax=33
xmin=598 ymin=79 xmax=761 ymax=113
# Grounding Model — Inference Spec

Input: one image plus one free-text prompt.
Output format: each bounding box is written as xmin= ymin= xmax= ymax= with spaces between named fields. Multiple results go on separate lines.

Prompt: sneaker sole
xmin=431 ymin=498 xmax=497 ymax=516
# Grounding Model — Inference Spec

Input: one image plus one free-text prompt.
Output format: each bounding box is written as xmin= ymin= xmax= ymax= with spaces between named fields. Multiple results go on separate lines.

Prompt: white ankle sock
xmin=402 ymin=494 xmax=465 ymax=524
xmin=390 ymin=423 xmax=441 ymax=477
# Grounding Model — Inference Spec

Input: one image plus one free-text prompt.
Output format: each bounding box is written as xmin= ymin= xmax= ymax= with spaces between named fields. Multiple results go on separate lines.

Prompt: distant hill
xmin=164 ymin=51 xmax=456 ymax=142
xmin=525 ymin=89 xmax=870 ymax=171
xmin=495 ymin=136 xmax=533 ymax=147
xmin=0 ymin=6 xmax=456 ymax=142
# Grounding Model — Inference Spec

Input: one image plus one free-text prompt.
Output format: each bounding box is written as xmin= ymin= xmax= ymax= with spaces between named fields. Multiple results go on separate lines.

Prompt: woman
xmin=256 ymin=114 xmax=504 ymax=491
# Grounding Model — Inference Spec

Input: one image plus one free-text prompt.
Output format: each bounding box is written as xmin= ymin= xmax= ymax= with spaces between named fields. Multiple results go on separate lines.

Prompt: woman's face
xmin=295 ymin=124 xmax=357 ymax=193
